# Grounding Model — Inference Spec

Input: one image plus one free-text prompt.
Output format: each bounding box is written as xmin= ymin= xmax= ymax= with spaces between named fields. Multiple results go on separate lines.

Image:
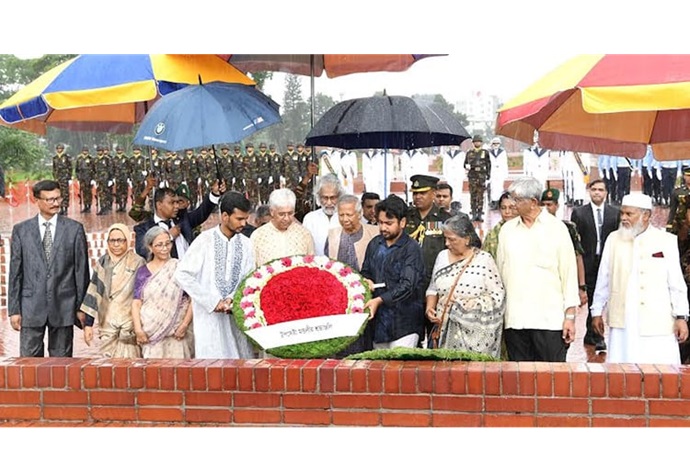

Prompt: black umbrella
xmin=305 ymin=94 xmax=470 ymax=197
xmin=305 ymin=94 xmax=470 ymax=149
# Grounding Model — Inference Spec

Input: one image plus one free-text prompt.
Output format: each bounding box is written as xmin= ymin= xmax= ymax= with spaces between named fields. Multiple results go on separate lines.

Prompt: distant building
xmin=455 ymin=91 xmax=501 ymax=137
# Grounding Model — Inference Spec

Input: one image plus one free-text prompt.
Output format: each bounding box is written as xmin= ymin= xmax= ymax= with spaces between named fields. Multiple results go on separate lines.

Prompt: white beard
xmin=619 ymin=219 xmax=646 ymax=240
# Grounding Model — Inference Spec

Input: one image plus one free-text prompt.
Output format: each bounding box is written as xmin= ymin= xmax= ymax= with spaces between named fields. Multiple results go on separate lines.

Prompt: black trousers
xmin=504 ymin=328 xmax=568 ymax=362
xmin=20 ymin=325 xmax=74 ymax=357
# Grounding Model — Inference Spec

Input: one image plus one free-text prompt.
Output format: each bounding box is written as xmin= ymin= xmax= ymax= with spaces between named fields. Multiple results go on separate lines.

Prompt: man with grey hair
xmin=251 ymin=188 xmax=315 ymax=265
xmin=497 ymin=176 xmax=579 ymax=362
xmin=591 ymin=193 xmax=688 ymax=363
xmin=325 ymin=195 xmax=379 ymax=357
xmin=302 ymin=173 xmax=345 ymax=255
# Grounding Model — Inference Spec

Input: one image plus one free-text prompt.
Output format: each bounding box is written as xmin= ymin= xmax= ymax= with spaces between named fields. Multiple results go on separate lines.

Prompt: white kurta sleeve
xmin=590 ymin=238 xmax=613 ymax=317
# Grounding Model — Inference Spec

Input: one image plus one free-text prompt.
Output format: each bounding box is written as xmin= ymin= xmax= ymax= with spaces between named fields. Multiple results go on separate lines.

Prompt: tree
xmin=281 ymin=74 xmax=309 ymax=146
xmin=0 ymin=127 xmax=49 ymax=179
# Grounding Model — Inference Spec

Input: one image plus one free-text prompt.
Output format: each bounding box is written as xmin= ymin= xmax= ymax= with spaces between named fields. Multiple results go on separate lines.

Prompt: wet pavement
xmin=0 ymin=178 xmax=672 ymax=362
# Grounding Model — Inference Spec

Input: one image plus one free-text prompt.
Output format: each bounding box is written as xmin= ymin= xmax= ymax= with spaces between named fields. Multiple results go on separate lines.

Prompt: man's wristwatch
xmin=578 ymin=284 xmax=587 ymax=291
xmin=675 ymin=315 xmax=689 ymax=321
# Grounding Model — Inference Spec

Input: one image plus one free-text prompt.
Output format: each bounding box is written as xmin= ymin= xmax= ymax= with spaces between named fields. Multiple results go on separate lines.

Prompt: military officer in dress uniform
xmin=52 ymin=143 xmax=72 ymax=215
xmin=405 ymin=174 xmax=454 ymax=346
xmin=464 ymin=134 xmax=492 ymax=222
xmin=256 ymin=142 xmax=272 ymax=204
xmin=112 ymin=145 xmax=131 ymax=212
xmin=488 ymin=137 xmax=509 ymax=210
xmin=75 ymin=146 xmax=95 ymax=213
xmin=94 ymin=145 xmax=114 ymax=215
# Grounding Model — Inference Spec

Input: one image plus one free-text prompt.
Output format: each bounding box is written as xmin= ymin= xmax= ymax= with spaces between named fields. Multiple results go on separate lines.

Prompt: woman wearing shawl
xmin=132 ymin=226 xmax=194 ymax=358
xmin=80 ymin=223 xmax=145 ymax=358
xmin=425 ymin=215 xmax=506 ymax=358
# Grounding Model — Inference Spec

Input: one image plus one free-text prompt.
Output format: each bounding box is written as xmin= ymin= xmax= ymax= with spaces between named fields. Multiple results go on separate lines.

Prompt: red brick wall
xmin=1 ymin=358 xmax=689 ymax=427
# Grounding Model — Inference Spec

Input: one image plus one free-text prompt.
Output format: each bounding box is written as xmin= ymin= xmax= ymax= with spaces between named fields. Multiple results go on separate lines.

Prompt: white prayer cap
xmin=491 ymin=137 xmax=501 ymax=144
xmin=621 ymin=193 xmax=653 ymax=210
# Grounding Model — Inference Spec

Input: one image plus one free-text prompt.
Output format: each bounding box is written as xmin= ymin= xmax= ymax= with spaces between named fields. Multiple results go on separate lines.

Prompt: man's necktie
xmin=596 ymin=208 xmax=603 ymax=255
xmin=43 ymin=222 xmax=53 ymax=262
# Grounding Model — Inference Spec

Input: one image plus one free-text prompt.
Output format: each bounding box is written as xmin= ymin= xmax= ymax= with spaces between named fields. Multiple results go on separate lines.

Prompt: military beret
xmin=259 ymin=142 xmax=267 ymax=148
xmin=56 ymin=143 xmax=65 ymax=149
xmin=541 ymin=188 xmax=560 ymax=202
xmin=132 ymin=146 xmax=141 ymax=151
xmin=472 ymin=134 xmax=483 ymax=143
xmin=410 ymin=174 xmax=440 ymax=193
xmin=220 ymin=144 xmax=229 ymax=150
xmin=269 ymin=144 xmax=276 ymax=149
xmin=245 ymin=143 xmax=254 ymax=148
xmin=297 ymin=142 xmax=305 ymax=148
xmin=81 ymin=146 xmax=90 ymax=152
xmin=683 ymin=166 xmax=690 ymax=175
xmin=96 ymin=146 xmax=104 ymax=151
xmin=286 ymin=141 xmax=295 ymax=147
xmin=115 ymin=146 xmax=124 ymax=151
xmin=175 ymin=184 xmax=191 ymax=200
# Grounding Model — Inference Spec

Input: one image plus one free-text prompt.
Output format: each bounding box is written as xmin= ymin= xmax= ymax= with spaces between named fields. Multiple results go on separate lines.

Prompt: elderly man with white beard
xmin=591 ymin=193 xmax=689 ymax=364
xmin=302 ymin=173 xmax=345 ymax=256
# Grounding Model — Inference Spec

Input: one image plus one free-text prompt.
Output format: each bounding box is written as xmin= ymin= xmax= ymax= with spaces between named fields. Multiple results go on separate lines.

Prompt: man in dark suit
xmin=9 ymin=179 xmax=90 ymax=357
xmin=134 ymin=180 xmax=224 ymax=260
xmin=570 ymin=178 xmax=620 ymax=352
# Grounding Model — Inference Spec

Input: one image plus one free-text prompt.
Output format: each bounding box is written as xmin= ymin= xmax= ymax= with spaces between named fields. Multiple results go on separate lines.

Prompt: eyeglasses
xmin=152 ymin=241 xmax=173 ymax=249
xmin=107 ymin=238 xmax=128 ymax=244
xmin=39 ymin=196 xmax=62 ymax=204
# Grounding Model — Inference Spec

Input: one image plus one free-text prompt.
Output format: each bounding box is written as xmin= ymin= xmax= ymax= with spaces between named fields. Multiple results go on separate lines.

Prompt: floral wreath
xmin=233 ymin=255 xmax=372 ymax=358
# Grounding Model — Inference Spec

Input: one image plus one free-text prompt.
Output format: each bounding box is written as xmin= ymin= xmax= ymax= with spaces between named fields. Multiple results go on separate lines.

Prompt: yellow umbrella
xmin=496 ymin=54 xmax=690 ymax=160
xmin=0 ymin=54 xmax=254 ymax=135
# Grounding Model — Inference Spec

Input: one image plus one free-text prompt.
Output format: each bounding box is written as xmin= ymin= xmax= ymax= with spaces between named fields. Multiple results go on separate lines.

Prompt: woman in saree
xmin=80 ymin=223 xmax=145 ymax=358
xmin=425 ymin=215 xmax=506 ymax=358
xmin=132 ymin=226 xmax=194 ymax=359
xmin=482 ymin=191 xmax=517 ymax=261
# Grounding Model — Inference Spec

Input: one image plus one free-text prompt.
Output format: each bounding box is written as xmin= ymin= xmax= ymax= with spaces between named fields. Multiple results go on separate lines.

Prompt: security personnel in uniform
xmin=113 ymin=145 xmax=132 ymax=212
xmin=242 ymin=143 xmax=258 ymax=204
xmin=181 ymin=148 xmax=201 ymax=209
xmin=52 ymin=143 xmax=72 ymax=215
xmin=256 ymin=142 xmax=272 ymax=204
xmin=667 ymin=166 xmax=690 ymax=238
xmin=231 ymin=144 xmax=245 ymax=192
xmin=269 ymin=143 xmax=283 ymax=191
xmin=94 ymin=145 xmax=114 ymax=215
xmin=129 ymin=145 xmax=149 ymax=206
xmin=282 ymin=141 xmax=301 ymax=190
xmin=74 ymin=146 xmax=95 ymax=213
xmin=404 ymin=174 xmax=456 ymax=346
xmin=216 ymin=145 xmax=234 ymax=193
xmin=464 ymin=134 xmax=492 ymax=222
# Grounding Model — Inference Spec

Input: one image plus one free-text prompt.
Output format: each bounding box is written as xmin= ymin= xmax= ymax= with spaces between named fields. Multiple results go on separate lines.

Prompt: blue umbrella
xmin=133 ymin=81 xmax=281 ymax=151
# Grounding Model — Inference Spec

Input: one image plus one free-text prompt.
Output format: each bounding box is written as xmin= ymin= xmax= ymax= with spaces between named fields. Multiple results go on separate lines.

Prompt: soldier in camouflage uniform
xmin=282 ymin=141 xmax=301 ymax=190
xmin=181 ymin=148 xmax=200 ymax=209
xmin=52 ymin=143 xmax=72 ymax=215
xmin=229 ymin=145 xmax=243 ymax=192
xmin=74 ymin=146 xmax=95 ymax=213
xmin=129 ymin=145 xmax=149 ymax=206
xmin=243 ymin=143 xmax=259 ymax=205
xmin=269 ymin=143 xmax=283 ymax=191
xmin=464 ymin=134 xmax=492 ymax=222
xmin=112 ymin=145 xmax=132 ymax=212
xmin=149 ymin=148 xmax=165 ymax=186
xmin=94 ymin=145 xmax=114 ymax=215
xmin=161 ymin=151 xmax=177 ymax=190
xmin=201 ymin=147 xmax=218 ymax=197
xmin=216 ymin=145 xmax=234 ymax=192
xmin=256 ymin=142 xmax=272 ymax=204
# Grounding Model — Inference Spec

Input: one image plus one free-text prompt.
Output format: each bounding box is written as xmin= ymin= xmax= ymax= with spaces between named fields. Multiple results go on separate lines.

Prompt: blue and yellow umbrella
xmin=0 ymin=54 xmax=254 ymax=134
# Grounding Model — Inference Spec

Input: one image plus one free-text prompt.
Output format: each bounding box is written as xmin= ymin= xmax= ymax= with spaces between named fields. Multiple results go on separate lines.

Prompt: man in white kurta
xmin=302 ymin=173 xmax=344 ymax=256
xmin=591 ymin=193 xmax=689 ymax=364
xmin=174 ymin=193 xmax=256 ymax=359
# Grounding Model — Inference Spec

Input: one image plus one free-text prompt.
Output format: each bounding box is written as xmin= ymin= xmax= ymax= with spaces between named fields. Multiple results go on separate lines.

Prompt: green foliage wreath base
xmin=345 ymin=347 xmax=499 ymax=362
xmin=232 ymin=255 xmax=372 ymax=359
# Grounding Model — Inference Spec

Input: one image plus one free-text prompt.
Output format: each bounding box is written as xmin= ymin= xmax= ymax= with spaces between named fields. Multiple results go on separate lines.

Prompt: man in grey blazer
xmin=9 ymin=179 xmax=90 ymax=357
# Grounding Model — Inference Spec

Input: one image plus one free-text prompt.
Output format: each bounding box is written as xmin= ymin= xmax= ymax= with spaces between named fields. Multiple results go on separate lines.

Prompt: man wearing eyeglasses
xmin=8 ymin=179 xmax=90 ymax=357
xmin=302 ymin=173 xmax=345 ymax=256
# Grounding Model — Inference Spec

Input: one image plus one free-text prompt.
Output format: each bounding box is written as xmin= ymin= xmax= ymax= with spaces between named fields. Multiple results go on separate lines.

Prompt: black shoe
xmin=583 ymin=336 xmax=597 ymax=346
xmin=595 ymin=340 xmax=607 ymax=352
